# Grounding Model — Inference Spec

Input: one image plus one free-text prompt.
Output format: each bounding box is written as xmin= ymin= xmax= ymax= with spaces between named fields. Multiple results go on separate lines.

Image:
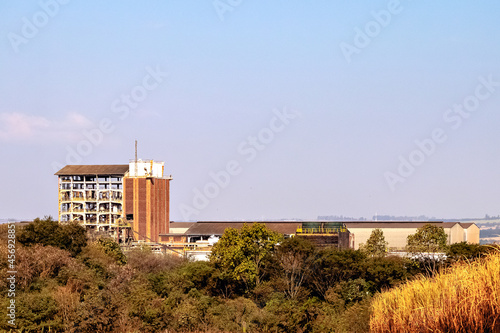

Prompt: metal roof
xmin=54 ymin=165 xmax=129 ymax=176
xmin=183 ymin=221 xmax=301 ymax=236
xmin=170 ymin=222 xmax=196 ymax=227
xmin=344 ymin=221 xmax=445 ymax=229
xmin=460 ymin=223 xmax=477 ymax=229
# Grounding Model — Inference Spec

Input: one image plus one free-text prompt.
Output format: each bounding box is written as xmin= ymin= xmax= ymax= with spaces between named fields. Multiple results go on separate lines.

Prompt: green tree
xmin=445 ymin=242 xmax=490 ymax=262
xmin=309 ymin=249 xmax=366 ymax=298
xmin=276 ymin=237 xmax=315 ymax=299
xmin=406 ymin=224 xmax=448 ymax=254
xmin=359 ymin=229 xmax=388 ymax=257
xmin=17 ymin=216 xmax=87 ymax=256
xmin=210 ymin=223 xmax=284 ymax=291
xmin=96 ymin=237 xmax=127 ymax=265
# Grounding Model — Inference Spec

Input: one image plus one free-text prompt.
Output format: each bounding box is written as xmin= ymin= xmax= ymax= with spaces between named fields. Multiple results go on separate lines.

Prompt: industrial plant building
xmin=161 ymin=221 xmax=351 ymax=249
xmin=55 ymin=162 xmax=480 ymax=257
xmin=163 ymin=220 xmax=479 ymax=255
xmin=55 ymin=160 xmax=171 ymax=242
xmin=344 ymin=221 xmax=480 ymax=250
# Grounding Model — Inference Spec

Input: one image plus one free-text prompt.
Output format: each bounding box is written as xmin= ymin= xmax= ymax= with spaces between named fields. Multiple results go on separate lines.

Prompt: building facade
xmin=55 ymin=160 xmax=171 ymax=242
xmin=123 ymin=160 xmax=171 ymax=242
xmin=344 ymin=221 xmax=480 ymax=250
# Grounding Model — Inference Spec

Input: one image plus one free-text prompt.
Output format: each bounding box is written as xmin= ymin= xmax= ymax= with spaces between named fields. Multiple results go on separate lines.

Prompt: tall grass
xmin=370 ymin=251 xmax=500 ymax=333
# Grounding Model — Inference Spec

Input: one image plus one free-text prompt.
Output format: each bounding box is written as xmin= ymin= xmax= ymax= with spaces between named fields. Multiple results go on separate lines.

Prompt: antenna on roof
xmin=135 ymin=140 xmax=138 ymax=176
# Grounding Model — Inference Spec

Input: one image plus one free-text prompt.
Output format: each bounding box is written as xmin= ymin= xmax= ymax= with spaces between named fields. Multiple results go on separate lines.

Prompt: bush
xmin=7 ymin=289 xmax=62 ymax=332
xmin=446 ymin=242 xmax=490 ymax=262
xmin=17 ymin=217 xmax=87 ymax=257
xmin=96 ymin=237 xmax=127 ymax=265
xmin=15 ymin=244 xmax=73 ymax=290
xmin=127 ymin=246 xmax=186 ymax=274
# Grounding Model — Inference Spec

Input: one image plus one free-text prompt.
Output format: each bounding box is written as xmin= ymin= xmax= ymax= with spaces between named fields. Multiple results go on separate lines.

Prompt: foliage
xmin=13 ymin=289 xmax=62 ymax=332
xmin=6 ymin=216 xmax=494 ymax=333
xmin=126 ymin=245 xmax=186 ymax=274
xmin=371 ymin=251 xmax=500 ymax=333
xmin=445 ymin=242 xmax=490 ymax=262
xmin=309 ymin=248 xmax=366 ymax=298
xmin=359 ymin=228 xmax=388 ymax=257
xmin=210 ymin=223 xmax=284 ymax=291
xmin=17 ymin=216 xmax=87 ymax=256
xmin=96 ymin=237 xmax=127 ymax=265
xmin=361 ymin=255 xmax=414 ymax=293
xmin=406 ymin=223 xmax=448 ymax=254
xmin=276 ymin=237 xmax=315 ymax=299
xmin=14 ymin=244 xmax=73 ymax=290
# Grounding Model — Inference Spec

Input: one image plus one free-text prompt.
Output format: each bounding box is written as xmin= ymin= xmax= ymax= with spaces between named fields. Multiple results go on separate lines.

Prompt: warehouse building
xmin=345 ymin=221 xmax=480 ymax=250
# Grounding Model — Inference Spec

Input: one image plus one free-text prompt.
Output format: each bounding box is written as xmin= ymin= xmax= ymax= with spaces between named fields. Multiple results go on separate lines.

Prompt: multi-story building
xmin=55 ymin=160 xmax=171 ymax=242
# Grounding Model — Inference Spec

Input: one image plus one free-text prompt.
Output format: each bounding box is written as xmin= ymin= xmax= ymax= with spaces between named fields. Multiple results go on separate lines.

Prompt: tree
xmin=276 ymin=237 xmax=315 ymax=299
xmin=210 ymin=223 xmax=284 ymax=291
xmin=17 ymin=216 xmax=87 ymax=256
xmin=96 ymin=237 xmax=127 ymax=265
xmin=359 ymin=229 xmax=388 ymax=257
xmin=406 ymin=224 xmax=448 ymax=254
xmin=445 ymin=242 xmax=489 ymax=262
xmin=309 ymin=248 xmax=366 ymax=298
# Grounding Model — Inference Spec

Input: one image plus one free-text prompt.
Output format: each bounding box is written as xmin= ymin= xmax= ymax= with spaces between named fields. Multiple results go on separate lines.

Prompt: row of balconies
xmin=60 ymin=203 xmax=122 ymax=213
xmin=60 ymin=191 xmax=123 ymax=202
xmin=60 ymin=213 xmax=122 ymax=225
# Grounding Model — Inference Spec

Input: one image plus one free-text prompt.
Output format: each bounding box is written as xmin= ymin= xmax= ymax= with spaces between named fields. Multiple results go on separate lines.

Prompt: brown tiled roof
xmin=184 ymin=221 xmax=301 ymax=236
xmin=55 ymin=165 xmax=129 ymax=176
xmin=345 ymin=221 xmax=445 ymax=229
xmin=460 ymin=223 xmax=477 ymax=229
xmin=170 ymin=222 xmax=196 ymax=228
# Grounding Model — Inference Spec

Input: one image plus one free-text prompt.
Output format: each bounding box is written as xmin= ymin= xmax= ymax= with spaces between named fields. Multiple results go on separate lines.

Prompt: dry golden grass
xmin=370 ymin=251 xmax=500 ymax=333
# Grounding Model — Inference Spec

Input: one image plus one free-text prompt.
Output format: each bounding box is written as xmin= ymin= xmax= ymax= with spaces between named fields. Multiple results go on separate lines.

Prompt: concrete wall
xmin=128 ymin=160 xmax=164 ymax=177
xmin=445 ymin=224 xmax=464 ymax=245
xmin=465 ymin=225 xmax=480 ymax=244
xmin=350 ymin=227 xmax=420 ymax=250
xmin=349 ymin=223 xmax=479 ymax=250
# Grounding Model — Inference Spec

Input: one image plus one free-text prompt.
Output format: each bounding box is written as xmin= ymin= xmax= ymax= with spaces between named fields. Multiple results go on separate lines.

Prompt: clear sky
xmin=1 ymin=1 xmax=500 ymax=221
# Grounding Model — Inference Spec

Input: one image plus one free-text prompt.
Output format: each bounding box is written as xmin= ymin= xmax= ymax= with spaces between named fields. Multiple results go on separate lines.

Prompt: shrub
xmin=15 ymin=244 xmax=73 ymax=290
xmin=17 ymin=217 xmax=87 ymax=257
xmin=7 ymin=288 xmax=62 ymax=332
xmin=96 ymin=237 xmax=127 ymax=265
xmin=126 ymin=246 xmax=185 ymax=274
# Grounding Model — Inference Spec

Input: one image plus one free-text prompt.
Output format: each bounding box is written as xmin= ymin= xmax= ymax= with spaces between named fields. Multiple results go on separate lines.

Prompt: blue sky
xmin=1 ymin=1 xmax=500 ymax=221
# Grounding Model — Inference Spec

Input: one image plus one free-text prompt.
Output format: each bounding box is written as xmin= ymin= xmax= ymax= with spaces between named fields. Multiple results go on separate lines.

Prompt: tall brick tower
xmin=123 ymin=159 xmax=172 ymax=242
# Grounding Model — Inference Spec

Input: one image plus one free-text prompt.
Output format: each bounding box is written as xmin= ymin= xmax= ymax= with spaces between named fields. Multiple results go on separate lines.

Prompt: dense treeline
xmin=0 ymin=218 xmax=492 ymax=332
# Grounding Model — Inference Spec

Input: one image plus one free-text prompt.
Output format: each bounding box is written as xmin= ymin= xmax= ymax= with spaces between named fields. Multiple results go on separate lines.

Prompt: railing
xmin=296 ymin=227 xmax=347 ymax=234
